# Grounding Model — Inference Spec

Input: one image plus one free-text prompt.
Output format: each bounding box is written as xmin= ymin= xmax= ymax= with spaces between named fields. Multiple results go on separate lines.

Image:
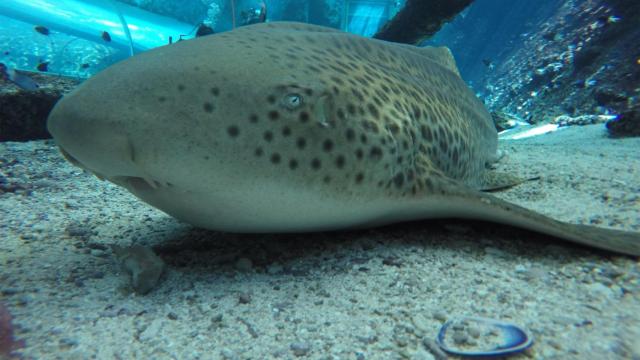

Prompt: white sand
xmin=1 ymin=124 xmax=638 ymax=359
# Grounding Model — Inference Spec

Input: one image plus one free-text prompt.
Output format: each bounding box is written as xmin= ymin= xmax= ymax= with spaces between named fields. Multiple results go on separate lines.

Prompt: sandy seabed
xmin=1 ymin=124 xmax=639 ymax=359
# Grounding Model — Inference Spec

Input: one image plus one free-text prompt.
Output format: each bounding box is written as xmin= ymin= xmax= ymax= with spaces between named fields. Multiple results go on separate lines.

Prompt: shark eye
xmin=283 ymin=93 xmax=303 ymax=109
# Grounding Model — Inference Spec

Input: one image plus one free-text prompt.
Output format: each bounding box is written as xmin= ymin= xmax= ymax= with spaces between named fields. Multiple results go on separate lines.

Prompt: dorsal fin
xmin=420 ymin=46 xmax=461 ymax=76
xmin=404 ymin=46 xmax=461 ymax=77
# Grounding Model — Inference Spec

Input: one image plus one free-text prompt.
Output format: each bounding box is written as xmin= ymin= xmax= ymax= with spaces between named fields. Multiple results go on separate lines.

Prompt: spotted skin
xmin=47 ymin=22 xmax=640 ymax=256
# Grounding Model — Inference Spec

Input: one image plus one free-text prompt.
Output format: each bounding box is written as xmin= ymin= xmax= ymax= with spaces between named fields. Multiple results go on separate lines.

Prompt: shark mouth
xmin=57 ymin=145 xmax=170 ymax=191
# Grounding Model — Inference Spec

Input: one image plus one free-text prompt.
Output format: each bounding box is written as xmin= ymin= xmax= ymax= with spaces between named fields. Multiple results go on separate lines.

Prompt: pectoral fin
xmin=480 ymin=170 xmax=540 ymax=192
xmin=432 ymin=185 xmax=640 ymax=256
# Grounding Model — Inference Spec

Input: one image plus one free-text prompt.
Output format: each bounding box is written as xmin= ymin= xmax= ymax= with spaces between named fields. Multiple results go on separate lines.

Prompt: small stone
xmin=112 ymin=245 xmax=165 ymax=295
xmin=59 ymin=338 xmax=78 ymax=348
xmin=586 ymin=282 xmax=614 ymax=299
xmin=220 ymin=348 xmax=239 ymax=360
xmin=433 ymin=311 xmax=447 ymax=322
xmin=89 ymin=271 xmax=105 ymax=279
xmin=211 ymin=313 xmax=223 ymax=323
xmin=139 ymin=318 xmax=163 ymax=342
xmin=235 ymin=257 xmax=253 ymax=272
xmin=65 ymin=223 xmax=90 ymax=238
xmin=468 ymin=326 xmax=481 ymax=338
xmin=267 ymin=263 xmax=283 ymax=274
xmin=411 ymin=313 xmax=430 ymax=333
xmin=484 ymin=247 xmax=508 ymax=257
xmin=422 ymin=338 xmax=448 ymax=360
xmin=290 ymin=342 xmax=311 ymax=356
xmin=1 ymin=288 xmax=20 ymax=296
xmin=411 ymin=349 xmax=436 ymax=360
xmin=452 ymin=331 xmax=468 ymax=344
xmin=238 ymin=293 xmax=251 ymax=304
xmin=90 ymin=249 xmax=106 ymax=257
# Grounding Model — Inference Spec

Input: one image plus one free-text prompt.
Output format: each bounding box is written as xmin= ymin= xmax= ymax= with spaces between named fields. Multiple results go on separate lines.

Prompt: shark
xmin=47 ymin=22 xmax=640 ymax=256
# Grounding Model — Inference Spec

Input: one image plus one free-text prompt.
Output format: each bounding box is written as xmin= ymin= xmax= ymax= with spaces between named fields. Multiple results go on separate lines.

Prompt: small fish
xmin=3 ymin=51 xmax=9 ymax=55
xmin=0 ymin=63 xmax=39 ymax=90
xmin=482 ymin=58 xmax=495 ymax=70
xmin=36 ymin=62 xmax=48 ymax=72
xmin=101 ymin=31 xmax=112 ymax=42
xmin=80 ymin=63 xmax=90 ymax=69
xmin=34 ymin=25 xmax=50 ymax=35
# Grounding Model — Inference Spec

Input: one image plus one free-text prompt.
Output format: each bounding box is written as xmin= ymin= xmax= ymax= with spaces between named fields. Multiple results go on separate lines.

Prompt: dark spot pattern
xmin=227 ymin=126 xmax=239 ymax=137
xmin=268 ymin=111 xmax=279 ymax=121
xmin=211 ymin=24 xmax=493 ymax=198
xmin=323 ymin=139 xmax=334 ymax=152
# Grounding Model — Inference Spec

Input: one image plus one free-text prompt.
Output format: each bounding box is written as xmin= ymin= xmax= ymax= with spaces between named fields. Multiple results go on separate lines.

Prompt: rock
xmin=491 ymin=111 xmax=520 ymax=131
xmin=594 ymin=88 xmax=627 ymax=106
xmin=266 ymin=263 xmax=283 ymax=274
xmin=112 ymin=245 xmax=165 ymax=295
xmin=433 ymin=311 xmax=447 ymax=322
xmin=0 ymin=72 xmax=80 ymax=141
xmin=238 ymin=293 xmax=251 ymax=304
xmin=553 ymin=114 xmax=613 ymax=127
xmin=422 ymin=338 xmax=448 ymax=360
xmin=606 ymin=110 xmax=640 ymax=137
xmin=290 ymin=341 xmax=311 ymax=357
xmin=235 ymin=257 xmax=253 ymax=272
xmin=139 ymin=318 xmax=163 ymax=342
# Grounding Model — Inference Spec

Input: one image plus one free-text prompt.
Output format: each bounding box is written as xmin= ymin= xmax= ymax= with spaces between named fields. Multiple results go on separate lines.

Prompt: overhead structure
xmin=374 ymin=0 xmax=474 ymax=45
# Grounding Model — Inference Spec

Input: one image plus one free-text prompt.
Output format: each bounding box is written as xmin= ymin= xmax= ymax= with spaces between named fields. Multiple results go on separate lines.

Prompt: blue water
xmin=0 ymin=0 xmax=409 ymax=78
xmin=1 ymin=0 xmax=559 ymax=81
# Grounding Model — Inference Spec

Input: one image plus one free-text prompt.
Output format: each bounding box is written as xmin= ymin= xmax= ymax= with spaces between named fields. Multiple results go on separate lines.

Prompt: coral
xmin=0 ymin=302 xmax=24 ymax=359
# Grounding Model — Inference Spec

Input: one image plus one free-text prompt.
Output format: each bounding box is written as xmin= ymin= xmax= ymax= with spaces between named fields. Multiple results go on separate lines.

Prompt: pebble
xmin=410 ymin=349 xmax=436 ymax=360
xmin=411 ymin=313 xmax=431 ymax=333
xmin=484 ymin=247 xmax=508 ymax=258
xmin=112 ymin=245 xmax=165 ymax=294
xmin=220 ymin=348 xmax=239 ymax=360
xmin=290 ymin=342 xmax=311 ymax=356
xmin=59 ymin=337 xmax=78 ymax=348
xmin=235 ymin=257 xmax=253 ymax=272
xmin=432 ymin=311 xmax=447 ymax=322
xmin=452 ymin=331 xmax=468 ymax=344
xmin=139 ymin=318 xmax=163 ymax=342
xmin=267 ymin=263 xmax=283 ymax=274
xmin=422 ymin=338 xmax=448 ymax=360
xmin=586 ymin=282 xmax=614 ymax=299
xmin=238 ymin=293 xmax=251 ymax=304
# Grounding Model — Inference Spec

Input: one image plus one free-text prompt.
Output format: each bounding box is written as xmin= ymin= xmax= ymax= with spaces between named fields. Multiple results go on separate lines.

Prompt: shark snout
xmin=47 ymin=94 xmax=145 ymax=181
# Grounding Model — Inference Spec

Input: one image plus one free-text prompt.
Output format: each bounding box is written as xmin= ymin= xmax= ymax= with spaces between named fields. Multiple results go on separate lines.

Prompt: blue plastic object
xmin=436 ymin=316 xmax=533 ymax=357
